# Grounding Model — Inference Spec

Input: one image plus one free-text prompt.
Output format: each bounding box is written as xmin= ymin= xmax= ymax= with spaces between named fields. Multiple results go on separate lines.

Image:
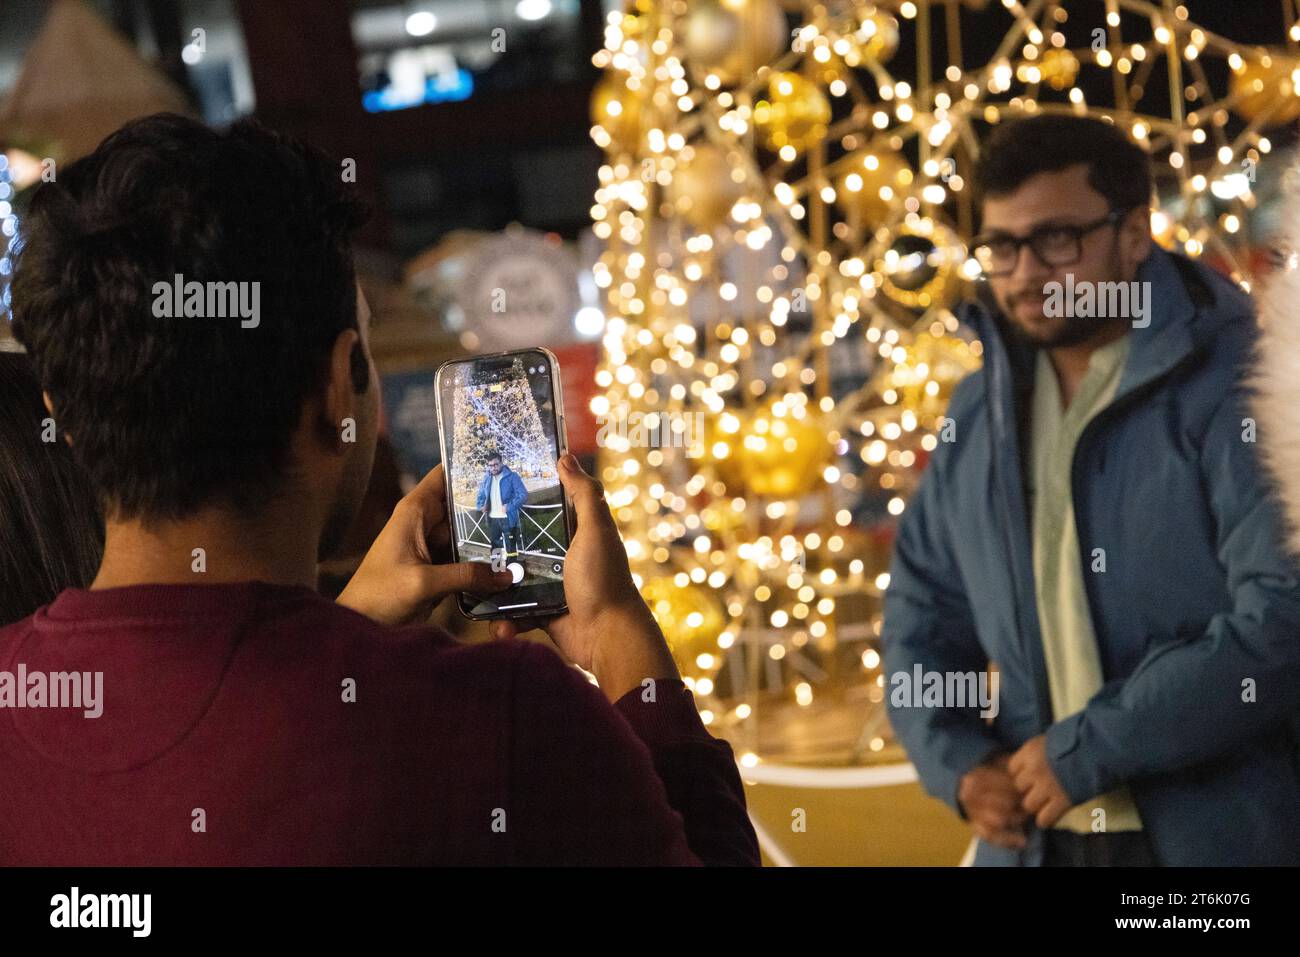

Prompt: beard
xmin=1003 ymin=299 xmax=1119 ymax=349
xmin=995 ymin=249 xmax=1132 ymax=349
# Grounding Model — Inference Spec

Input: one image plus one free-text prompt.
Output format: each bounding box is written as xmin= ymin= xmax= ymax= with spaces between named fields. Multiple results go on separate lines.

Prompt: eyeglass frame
xmin=971 ymin=207 xmax=1138 ymax=278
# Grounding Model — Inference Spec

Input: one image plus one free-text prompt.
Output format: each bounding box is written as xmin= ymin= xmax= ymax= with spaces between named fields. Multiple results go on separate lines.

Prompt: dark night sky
xmin=867 ymin=0 xmax=1295 ymax=121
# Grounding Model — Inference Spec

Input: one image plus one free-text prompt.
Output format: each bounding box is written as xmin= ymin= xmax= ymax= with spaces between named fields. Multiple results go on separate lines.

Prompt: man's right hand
xmin=958 ymin=753 xmax=1030 ymax=850
xmin=488 ymin=453 xmax=679 ymax=704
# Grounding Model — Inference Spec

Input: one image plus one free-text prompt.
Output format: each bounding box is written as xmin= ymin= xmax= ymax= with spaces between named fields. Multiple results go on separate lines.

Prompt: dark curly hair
xmin=11 ymin=113 xmax=368 ymax=521
xmin=974 ymin=114 xmax=1153 ymax=213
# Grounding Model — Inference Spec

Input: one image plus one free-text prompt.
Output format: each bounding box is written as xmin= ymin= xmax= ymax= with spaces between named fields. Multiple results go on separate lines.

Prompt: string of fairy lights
xmin=0 ymin=155 xmax=18 ymax=323
xmin=588 ymin=0 xmax=1299 ymax=763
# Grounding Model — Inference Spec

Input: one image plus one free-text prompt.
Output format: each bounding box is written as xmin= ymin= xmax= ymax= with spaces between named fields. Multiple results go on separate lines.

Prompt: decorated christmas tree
xmin=449 ymin=361 xmax=558 ymax=504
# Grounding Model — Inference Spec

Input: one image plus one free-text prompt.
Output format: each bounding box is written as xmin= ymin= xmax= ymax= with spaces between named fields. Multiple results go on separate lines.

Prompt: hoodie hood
xmin=1253 ymin=191 xmax=1300 ymax=556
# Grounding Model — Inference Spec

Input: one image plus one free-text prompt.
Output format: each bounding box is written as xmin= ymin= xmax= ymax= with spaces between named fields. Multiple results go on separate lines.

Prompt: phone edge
xmin=433 ymin=348 xmax=573 ymax=622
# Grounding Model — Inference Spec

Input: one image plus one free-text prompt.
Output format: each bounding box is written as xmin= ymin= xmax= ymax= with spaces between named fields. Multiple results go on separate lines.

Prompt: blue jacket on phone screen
xmin=476 ymin=465 xmax=528 ymax=527
xmin=882 ymin=248 xmax=1300 ymax=866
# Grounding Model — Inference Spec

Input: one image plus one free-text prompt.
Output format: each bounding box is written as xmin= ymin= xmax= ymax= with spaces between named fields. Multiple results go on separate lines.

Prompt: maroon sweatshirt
xmin=0 ymin=582 xmax=759 ymax=866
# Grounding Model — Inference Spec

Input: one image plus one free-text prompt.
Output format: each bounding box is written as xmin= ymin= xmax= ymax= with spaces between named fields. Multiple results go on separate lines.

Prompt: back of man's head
xmin=12 ymin=113 xmax=368 ymax=522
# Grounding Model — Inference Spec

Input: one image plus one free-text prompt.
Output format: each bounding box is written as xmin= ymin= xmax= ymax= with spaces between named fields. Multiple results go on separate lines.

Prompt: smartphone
xmin=433 ymin=348 xmax=575 ymax=620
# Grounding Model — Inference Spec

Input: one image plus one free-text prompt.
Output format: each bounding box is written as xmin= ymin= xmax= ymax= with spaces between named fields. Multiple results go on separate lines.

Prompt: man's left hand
xmin=1008 ymin=734 xmax=1073 ymax=829
xmin=338 ymin=464 xmax=514 ymax=626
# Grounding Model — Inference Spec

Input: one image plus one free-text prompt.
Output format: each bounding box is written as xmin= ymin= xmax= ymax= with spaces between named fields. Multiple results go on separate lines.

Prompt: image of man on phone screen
xmin=477 ymin=452 xmax=527 ymax=565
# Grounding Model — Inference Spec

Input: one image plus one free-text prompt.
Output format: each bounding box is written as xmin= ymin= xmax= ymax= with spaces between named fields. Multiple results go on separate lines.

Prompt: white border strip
xmin=738 ymin=762 xmax=918 ymax=789
xmin=748 ymin=812 xmax=798 ymax=867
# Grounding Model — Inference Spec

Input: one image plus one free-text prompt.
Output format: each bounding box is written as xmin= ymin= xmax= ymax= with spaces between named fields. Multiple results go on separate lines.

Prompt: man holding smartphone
xmin=476 ymin=451 xmax=527 ymax=564
xmin=0 ymin=114 xmax=759 ymax=867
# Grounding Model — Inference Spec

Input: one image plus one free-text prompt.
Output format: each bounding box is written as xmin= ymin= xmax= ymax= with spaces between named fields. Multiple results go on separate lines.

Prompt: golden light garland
xmin=589 ymin=0 xmax=1298 ymax=764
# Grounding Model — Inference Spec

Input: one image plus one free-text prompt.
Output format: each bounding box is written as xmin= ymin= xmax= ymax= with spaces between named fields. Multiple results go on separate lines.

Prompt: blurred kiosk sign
xmin=459 ymin=229 xmax=580 ymax=351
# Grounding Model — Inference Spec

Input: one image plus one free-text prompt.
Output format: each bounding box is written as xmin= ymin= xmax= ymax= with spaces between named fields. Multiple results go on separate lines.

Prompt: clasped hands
xmin=958 ymin=736 xmax=1074 ymax=850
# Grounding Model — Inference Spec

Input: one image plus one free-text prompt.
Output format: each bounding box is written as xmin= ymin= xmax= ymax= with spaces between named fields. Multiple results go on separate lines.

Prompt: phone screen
xmin=437 ymin=350 xmax=570 ymax=618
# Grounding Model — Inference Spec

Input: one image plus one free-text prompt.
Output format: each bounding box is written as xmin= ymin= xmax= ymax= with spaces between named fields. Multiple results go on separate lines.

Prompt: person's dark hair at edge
xmin=0 ymin=352 xmax=104 ymax=625
xmin=11 ymin=113 xmax=369 ymax=522
xmin=974 ymin=114 xmax=1153 ymax=210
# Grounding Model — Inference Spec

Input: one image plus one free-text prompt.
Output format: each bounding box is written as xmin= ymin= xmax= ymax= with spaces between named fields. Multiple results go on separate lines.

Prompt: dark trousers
xmin=487 ymin=517 xmax=522 ymax=558
xmin=1043 ymin=829 xmax=1160 ymax=866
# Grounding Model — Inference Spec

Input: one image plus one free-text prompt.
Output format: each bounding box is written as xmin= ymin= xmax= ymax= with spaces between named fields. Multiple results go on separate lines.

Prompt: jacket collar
xmin=1114 ymin=248 xmax=1196 ymax=401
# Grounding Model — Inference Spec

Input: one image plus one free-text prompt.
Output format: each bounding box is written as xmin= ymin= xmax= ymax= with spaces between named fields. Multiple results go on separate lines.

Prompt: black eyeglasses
xmin=972 ymin=208 xmax=1134 ymax=278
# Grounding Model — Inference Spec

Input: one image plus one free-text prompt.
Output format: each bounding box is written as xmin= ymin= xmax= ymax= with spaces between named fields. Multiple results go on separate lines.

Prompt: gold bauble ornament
xmin=836 ymin=149 xmax=913 ymax=226
xmin=701 ymin=499 xmax=748 ymax=534
xmin=813 ymin=10 xmax=899 ymax=82
xmin=640 ymin=576 xmax=727 ymax=680
xmin=669 ymin=143 xmax=748 ymax=230
xmin=877 ymin=220 xmax=965 ymax=310
xmin=884 ymin=332 xmax=982 ymax=416
xmin=706 ymin=403 xmax=833 ymax=498
xmin=853 ymin=7 xmax=900 ymax=64
xmin=741 ymin=405 xmax=832 ymax=498
xmin=754 ymin=73 xmax=832 ymax=154
xmin=1037 ymin=48 xmax=1079 ymax=91
xmin=683 ymin=0 xmax=788 ymax=87
xmin=1230 ymin=53 xmax=1300 ymax=124
xmin=590 ymin=75 xmax=645 ymax=152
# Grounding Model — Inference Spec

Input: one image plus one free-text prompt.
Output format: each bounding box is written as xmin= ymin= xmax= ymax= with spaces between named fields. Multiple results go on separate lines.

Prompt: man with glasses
xmin=883 ymin=114 xmax=1300 ymax=866
xmin=477 ymin=451 xmax=528 ymax=569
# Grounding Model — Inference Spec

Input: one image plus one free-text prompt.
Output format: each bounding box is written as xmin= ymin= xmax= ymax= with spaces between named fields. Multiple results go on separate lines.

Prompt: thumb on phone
xmin=417 ymin=560 xmax=514 ymax=602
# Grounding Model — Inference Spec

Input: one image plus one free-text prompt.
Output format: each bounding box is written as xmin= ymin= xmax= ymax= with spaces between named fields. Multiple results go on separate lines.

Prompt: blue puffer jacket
xmin=882 ymin=248 xmax=1300 ymax=866
xmin=475 ymin=466 xmax=528 ymax=527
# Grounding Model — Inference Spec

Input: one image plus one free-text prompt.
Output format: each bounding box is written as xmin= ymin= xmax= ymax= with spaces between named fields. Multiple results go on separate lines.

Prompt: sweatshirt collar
xmin=41 ymin=581 xmax=321 ymax=626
